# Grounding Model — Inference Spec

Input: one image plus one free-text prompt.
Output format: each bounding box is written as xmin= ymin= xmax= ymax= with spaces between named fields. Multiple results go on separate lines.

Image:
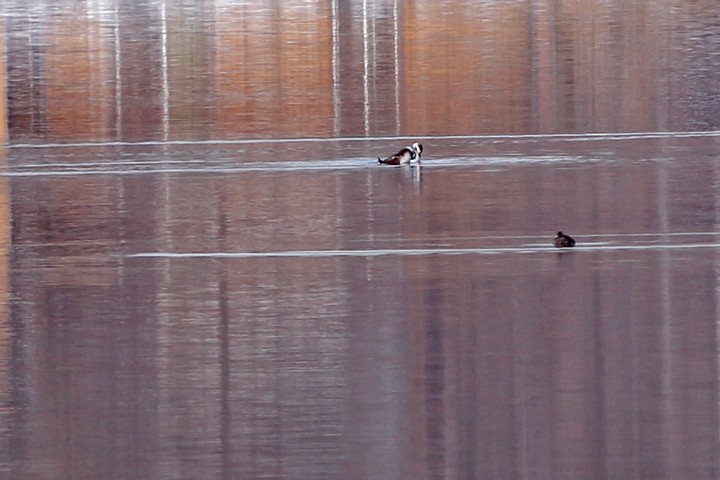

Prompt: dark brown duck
xmin=554 ymin=231 xmax=576 ymax=248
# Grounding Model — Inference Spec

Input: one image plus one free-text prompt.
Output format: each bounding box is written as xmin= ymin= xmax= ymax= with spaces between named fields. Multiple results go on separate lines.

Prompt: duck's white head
xmin=412 ymin=142 xmax=423 ymax=156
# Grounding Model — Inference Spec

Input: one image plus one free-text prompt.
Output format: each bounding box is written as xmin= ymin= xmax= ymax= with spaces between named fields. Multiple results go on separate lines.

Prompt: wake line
xmin=8 ymin=130 xmax=720 ymax=149
xmin=367 ymin=231 xmax=720 ymax=242
xmin=0 ymin=166 xmax=339 ymax=177
xmin=128 ymin=243 xmax=720 ymax=259
xmin=0 ymin=155 xmax=577 ymax=177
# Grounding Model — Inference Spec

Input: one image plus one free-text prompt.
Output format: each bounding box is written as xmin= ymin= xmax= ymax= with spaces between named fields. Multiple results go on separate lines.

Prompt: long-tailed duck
xmin=554 ymin=231 xmax=576 ymax=248
xmin=378 ymin=142 xmax=423 ymax=165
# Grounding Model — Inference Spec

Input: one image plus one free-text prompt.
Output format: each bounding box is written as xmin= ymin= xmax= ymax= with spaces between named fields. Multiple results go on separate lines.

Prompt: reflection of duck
xmin=400 ymin=161 xmax=422 ymax=186
xmin=554 ymin=231 xmax=576 ymax=248
xmin=378 ymin=142 xmax=423 ymax=165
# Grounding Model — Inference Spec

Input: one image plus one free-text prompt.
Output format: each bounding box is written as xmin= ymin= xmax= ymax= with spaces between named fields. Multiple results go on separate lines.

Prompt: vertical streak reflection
xmin=29 ymin=7 xmax=46 ymax=136
xmin=715 ymin=140 xmax=720 ymax=472
xmin=362 ymin=0 xmax=370 ymax=135
xmin=393 ymin=0 xmax=400 ymax=134
xmin=0 ymin=137 xmax=7 ymax=469
xmin=113 ymin=2 xmax=122 ymax=139
xmin=218 ymin=260 xmax=231 ymax=480
xmin=331 ymin=0 xmax=340 ymax=135
xmin=657 ymin=146 xmax=675 ymax=474
xmin=0 ymin=9 xmax=7 ymax=144
xmin=160 ymin=0 xmax=169 ymax=141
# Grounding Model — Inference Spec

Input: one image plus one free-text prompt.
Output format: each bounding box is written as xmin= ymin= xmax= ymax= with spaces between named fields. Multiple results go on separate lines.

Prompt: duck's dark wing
xmin=378 ymin=155 xmax=401 ymax=165
xmin=397 ymin=146 xmax=419 ymax=160
xmin=396 ymin=147 xmax=413 ymax=157
xmin=554 ymin=235 xmax=576 ymax=247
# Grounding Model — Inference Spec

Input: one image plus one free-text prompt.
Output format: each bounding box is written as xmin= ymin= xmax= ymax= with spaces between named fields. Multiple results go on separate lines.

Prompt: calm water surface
xmin=1 ymin=1 xmax=720 ymax=480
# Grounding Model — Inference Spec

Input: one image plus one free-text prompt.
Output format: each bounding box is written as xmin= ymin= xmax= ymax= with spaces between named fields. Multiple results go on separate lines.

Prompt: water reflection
xmin=3 ymin=0 xmax=720 ymax=142
xmin=0 ymin=143 xmax=8 ymax=477
xmin=0 ymin=17 xmax=6 ymax=144
xmin=2 ymin=135 xmax=720 ymax=479
xmin=2 ymin=1 xmax=720 ymax=480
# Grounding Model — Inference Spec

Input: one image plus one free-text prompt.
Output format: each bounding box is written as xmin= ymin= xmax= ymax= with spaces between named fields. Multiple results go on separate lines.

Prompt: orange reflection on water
xmin=0 ymin=21 xmax=6 ymax=144
xmin=43 ymin=8 xmax=116 ymax=141
xmin=3 ymin=0 xmax=719 ymax=142
xmin=213 ymin=2 xmax=334 ymax=139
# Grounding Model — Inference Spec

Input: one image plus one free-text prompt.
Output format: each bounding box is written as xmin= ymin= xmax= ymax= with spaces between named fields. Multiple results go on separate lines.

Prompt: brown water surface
xmin=1 ymin=1 xmax=720 ymax=480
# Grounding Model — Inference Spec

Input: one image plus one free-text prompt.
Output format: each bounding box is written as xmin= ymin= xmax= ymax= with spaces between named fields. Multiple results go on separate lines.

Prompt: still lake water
xmin=2 ymin=1 xmax=720 ymax=479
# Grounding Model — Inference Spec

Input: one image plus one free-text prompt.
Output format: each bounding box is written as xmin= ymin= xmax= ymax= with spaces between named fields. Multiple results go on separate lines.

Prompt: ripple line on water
xmin=127 ymin=242 xmax=720 ymax=259
xmin=8 ymin=130 xmax=720 ymax=149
